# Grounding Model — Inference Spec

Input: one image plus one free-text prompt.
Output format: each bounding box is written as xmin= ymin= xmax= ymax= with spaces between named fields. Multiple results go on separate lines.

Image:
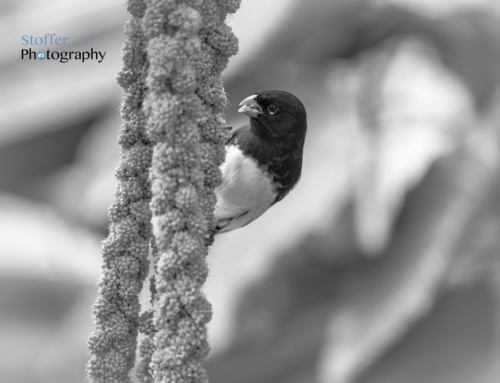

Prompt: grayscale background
xmin=1 ymin=0 xmax=500 ymax=382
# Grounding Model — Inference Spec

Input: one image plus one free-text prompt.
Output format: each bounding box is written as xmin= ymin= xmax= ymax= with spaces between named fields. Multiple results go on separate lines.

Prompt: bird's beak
xmin=238 ymin=94 xmax=262 ymax=118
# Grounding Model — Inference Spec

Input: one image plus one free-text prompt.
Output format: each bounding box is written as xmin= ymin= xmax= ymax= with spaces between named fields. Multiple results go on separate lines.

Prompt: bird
xmin=207 ymin=90 xmax=307 ymax=244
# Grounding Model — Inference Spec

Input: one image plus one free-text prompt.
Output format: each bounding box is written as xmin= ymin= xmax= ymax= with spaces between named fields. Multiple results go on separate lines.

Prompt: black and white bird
xmin=209 ymin=90 xmax=307 ymax=241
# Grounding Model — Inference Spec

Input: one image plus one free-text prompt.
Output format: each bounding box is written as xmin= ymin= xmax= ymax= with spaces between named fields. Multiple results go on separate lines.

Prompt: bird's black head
xmin=238 ymin=90 xmax=307 ymax=145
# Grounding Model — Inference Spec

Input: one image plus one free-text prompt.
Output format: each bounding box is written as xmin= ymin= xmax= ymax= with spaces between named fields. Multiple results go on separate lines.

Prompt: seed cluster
xmin=137 ymin=0 xmax=240 ymax=383
xmin=87 ymin=1 xmax=152 ymax=382
xmin=87 ymin=0 xmax=239 ymax=381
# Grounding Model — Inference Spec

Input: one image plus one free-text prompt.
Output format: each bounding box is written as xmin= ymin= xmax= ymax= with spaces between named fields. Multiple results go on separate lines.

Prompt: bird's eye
xmin=267 ymin=104 xmax=278 ymax=115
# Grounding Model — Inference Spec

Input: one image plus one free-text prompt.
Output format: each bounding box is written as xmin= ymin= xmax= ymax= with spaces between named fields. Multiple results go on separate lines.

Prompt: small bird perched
xmin=207 ymin=90 xmax=307 ymax=243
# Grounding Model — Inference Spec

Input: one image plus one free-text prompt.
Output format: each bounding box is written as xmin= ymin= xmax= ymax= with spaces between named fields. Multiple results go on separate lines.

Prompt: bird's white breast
xmin=214 ymin=145 xmax=277 ymax=233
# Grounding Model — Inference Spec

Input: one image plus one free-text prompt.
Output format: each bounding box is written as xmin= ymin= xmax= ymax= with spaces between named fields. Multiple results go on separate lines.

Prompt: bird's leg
xmin=204 ymin=229 xmax=216 ymax=247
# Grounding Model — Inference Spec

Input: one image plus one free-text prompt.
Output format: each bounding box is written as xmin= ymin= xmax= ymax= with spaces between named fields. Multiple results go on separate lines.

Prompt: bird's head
xmin=238 ymin=90 xmax=307 ymax=144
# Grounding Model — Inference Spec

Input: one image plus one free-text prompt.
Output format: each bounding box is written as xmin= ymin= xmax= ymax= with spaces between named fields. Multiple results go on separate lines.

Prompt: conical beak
xmin=238 ymin=94 xmax=262 ymax=118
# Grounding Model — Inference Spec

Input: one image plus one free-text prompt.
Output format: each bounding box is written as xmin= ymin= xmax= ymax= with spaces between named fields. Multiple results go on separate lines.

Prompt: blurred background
xmin=1 ymin=0 xmax=500 ymax=382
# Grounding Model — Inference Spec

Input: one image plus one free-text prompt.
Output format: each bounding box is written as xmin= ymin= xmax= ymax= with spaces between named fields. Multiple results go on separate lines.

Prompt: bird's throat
xmin=251 ymin=118 xmax=277 ymax=140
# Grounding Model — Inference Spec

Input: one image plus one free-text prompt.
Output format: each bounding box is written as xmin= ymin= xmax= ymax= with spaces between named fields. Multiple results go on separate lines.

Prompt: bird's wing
xmin=214 ymin=145 xmax=277 ymax=233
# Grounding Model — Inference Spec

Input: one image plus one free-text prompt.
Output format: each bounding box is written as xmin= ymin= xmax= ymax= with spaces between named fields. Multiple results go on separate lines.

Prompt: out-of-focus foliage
xmin=207 ymin=1 xmax=500 ymax=383
xmin=1 ymin=0 xmax=499 ymax=383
